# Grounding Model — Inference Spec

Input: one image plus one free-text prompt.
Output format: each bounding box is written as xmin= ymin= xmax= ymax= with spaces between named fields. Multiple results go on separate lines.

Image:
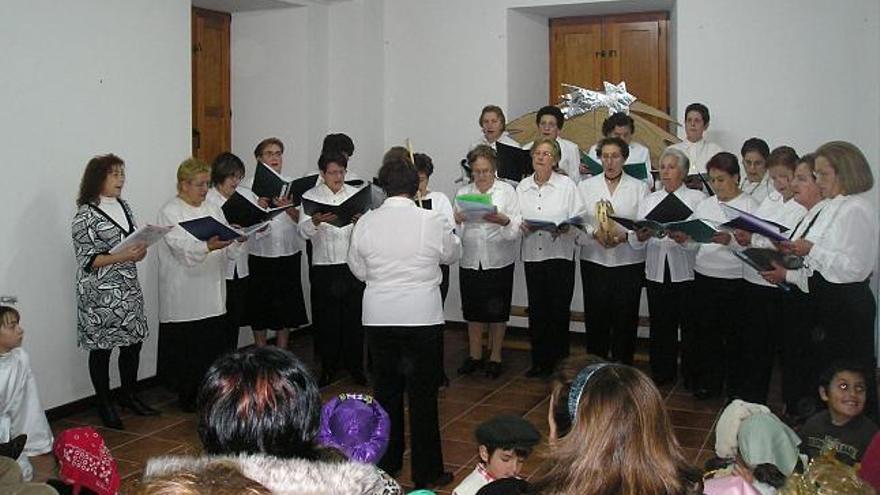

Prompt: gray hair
xmin=659 ymin=147 xmax=690 ymax=175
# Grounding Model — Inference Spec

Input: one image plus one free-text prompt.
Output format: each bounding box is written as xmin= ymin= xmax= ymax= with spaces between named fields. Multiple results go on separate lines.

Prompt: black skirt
xmin=247 ymin=253 xmax=309 ymax=330
xmin=459 ymin=264 xmax=515 ymax=323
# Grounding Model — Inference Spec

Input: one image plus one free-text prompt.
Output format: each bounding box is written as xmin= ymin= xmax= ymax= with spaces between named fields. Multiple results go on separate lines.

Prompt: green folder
xmin=580 ymin=153 xmax=648 ymax=181
xmin=455 ymin=193 xmax=493 ymax=205
xmin=666 ymin=219 xmax=718 ymax=243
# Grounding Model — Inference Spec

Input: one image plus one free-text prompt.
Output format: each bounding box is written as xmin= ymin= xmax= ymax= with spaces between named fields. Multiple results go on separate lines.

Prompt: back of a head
xmin=378 ymin=151 xmax=419 ymax=198
xmin=136 ymin=461 xmax=271 ymax=495
xmin=197 ymin=347 xmax=321 ymax=460
xmin=536 ymin=364 xmax=700 ymax=495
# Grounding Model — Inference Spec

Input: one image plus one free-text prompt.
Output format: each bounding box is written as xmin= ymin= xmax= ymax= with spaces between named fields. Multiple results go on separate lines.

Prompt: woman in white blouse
xmin=582 ymin=113 xmax=653 ymax=188
xmin=157 ymin=158 xmax=243 ymax=411
xmin=739 ymin=138 xmax=773 ymax=204
xmin=577 ymin=137 xmax=648 ymax=365
xmin=670 ymin=103 xmax=724 ymax=180
xmin=632 ymin=148 xmax=706 ymax=387
xmin=246 ymin=138 xmax=308 ymax=349
xmin=298 ymin=151 xmax=366 ymax=387
xmin=763 ymin=142 xmax=878 ymax=420
xmin=526 ymin=106 xmax=582 ymax=183
xmin=759 ymin=154 xmax=828 ymax=419
xmin=687 ymin=152 xmax=758 ymax=400
xmin=517 ymin=137 xmax=585 ymax=378
xmin=348 ymin=153 xmax=461 ymax=489
xmin=731 ymin=146 xmax=806 ymax=405
xmin=206 ymin=152 xmax=251 ymax=356
xmin=453 ymin=145 xmax=521 ymax=379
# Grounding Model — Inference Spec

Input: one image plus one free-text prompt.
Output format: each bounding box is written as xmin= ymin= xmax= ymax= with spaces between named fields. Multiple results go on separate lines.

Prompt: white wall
xmin=0 ymin=0 xmax=190 ymax=408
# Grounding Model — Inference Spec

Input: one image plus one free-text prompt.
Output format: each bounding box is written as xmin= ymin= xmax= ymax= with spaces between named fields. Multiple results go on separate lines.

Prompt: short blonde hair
xmin=815 ymin=141 xmax=874 ymax=194
xmin=531 ymin=137 xmax=561 ymax=162
xmin=176 ymin=157 xmax=211 ymax=193
xmin=135 ymin=462 xmax=271 ymax=495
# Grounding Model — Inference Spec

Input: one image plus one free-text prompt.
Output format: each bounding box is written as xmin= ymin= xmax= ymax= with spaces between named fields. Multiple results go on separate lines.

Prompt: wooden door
xmin=603 ymin=13 xmax=668 ymax=127
xmin=192 ymin=7 xmax=231 ymax=163
xmin=549 ymin=13 xmax=669 ymax=120
xmin=549 ymin=17 xmax=603 ymax=105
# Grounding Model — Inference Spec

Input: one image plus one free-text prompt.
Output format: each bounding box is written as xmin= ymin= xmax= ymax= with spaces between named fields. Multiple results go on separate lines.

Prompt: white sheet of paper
xmin=109 ymin=224 xmax=172 ymax=254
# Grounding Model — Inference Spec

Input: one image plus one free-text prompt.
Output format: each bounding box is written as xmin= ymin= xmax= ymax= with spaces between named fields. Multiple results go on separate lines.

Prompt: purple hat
xmin=315 ymin=393 xmax=390 ymax=464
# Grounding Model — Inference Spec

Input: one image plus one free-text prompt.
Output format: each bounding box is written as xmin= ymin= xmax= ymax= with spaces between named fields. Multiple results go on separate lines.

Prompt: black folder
xmin=416 ymin=198 xmax=433 ymax=210
xmin=495 ymin=142 xmax=532 ymax=182
xmin=645 ymin=193 xmax=693 ymax=223
xmin=221 ymin=191 xmax=292 ymax=228
xmin=179 ymin=216 xmax=241 ymax=241
xmin=301 ymin=186 xmax=372 ymax=228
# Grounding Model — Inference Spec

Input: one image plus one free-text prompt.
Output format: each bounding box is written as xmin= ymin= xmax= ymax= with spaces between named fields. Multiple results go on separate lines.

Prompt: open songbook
xmin=523 ymin=216 xmax=585 ymax=234
xmin=179 ymin=216 xmax=263 ymax=241
xmin=222 ymin=190 xmax=293 ymax=228
xmin=719 ymin=204 xmax=789 ymax=242
xmin=580 ymin=153 xmax=649 ymax=181
xmin=252 ymin=164 xmax=318 ymax=205
xmin=733 ymin=247 xmax=804 ymax=272
xmin=610 ymin=216 xmax=719 ymax=243
xmin=109 ymin=225 xmax=172 ymax=254
xmin=455 ymin=193 xmax=498 ymax=222
xmin=301 ymin=185 xmax=372 ymax=228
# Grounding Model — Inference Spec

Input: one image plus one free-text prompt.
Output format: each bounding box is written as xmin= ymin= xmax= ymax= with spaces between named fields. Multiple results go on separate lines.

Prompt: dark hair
xmin=0 ymin=305 xmax=20 ymax=327
xmin=77 ymin=154 xmax=125 ymax=206
xmin=706 ymin=152 xmax=740 ymax=179
xmin=597 ymin=136 xmax=630 ymax=160
xmin=253 ymin=137 xmax=284 ymax=160
xmin=317 ymin=151 xmax=349 ymax=172
xmin=798 ymin=152 xmax=817 ymax=173
xmin=321 ymin=133 xmax=355 ymax=157
xmin=211 ymin=152 xmax=246 ymax=186
xmin=467 ymin=145 xmax=498 ymax=169
xmin=602 ymin=112 xmax=636 ymax=136
xmin=382 ymin=146 xmax=412 ymax=167
xmin=479 ymin=105 xmax=507 ymax=130
xmin=378 ymin=154 xmax=419 ymax=198
xmin=197 ymin=347 xmax=321 ymax=460
xmin=535 ymin=105 xmax=565 ymax=130
xmin=413 ymin=152 xmax=434 ymax=177
xmin=818 ymin=359 xmax=868 ymax=392
xmin=740 ymin=137 xmax=770 ymax=159
xmin=684 ymin=103 xmax=710 ymax=125
xmin=767 ymin=146 xmax=799 ymax=172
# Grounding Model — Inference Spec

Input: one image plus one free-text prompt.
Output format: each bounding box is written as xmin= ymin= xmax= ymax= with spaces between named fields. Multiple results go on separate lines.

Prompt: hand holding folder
xmin=222 ymin=190 xmax=293 ymax=228
xmin=179 ymin=216 xmax=256 ymax=242
xmin=109 ymin=224 xmax=172 ymax=254
xmin=301 ymin=186 xmax=372 ymax=228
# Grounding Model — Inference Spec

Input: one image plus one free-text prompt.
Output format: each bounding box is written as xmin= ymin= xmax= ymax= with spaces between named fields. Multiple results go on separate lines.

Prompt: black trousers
xmin=524 ymin=259 xmax=575 ymax=371
xmin=157 ymin=314 xmax=228 ymax=407
xmin=809 ymin=273 xmax=878 ymax=421
xmin=780 ymin=287 xmax=816 ymax=415
xmin=367 ymin=325 xmax=444 ymax=484
xmin=645 ymin=265 xmax=694 ymax=383
xmin=692 ymin=273 xmax=745 ymax=396
xmin=224 ymin=275 xmax=248 ymax=352
xmin=581 ymin=261 xmax=644 ymax=364
xmin=739 ymin=283 xmax=786 ymax=404
xmin=311 ymin=264 xmax=365 ymax=376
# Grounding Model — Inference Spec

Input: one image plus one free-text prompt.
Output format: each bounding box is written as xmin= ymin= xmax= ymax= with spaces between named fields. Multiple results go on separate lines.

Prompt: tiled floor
xmin=32 ymin=329 xmax=731 ymax=493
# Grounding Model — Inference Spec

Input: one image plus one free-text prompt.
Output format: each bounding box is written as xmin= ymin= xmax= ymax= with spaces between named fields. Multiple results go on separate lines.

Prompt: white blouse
xmin=585 ymin=141 xmax=653 ymax=187
xmin=242 ymin=176 xmax=305 ymax=258
xmin=802 ymin=194 xmax=878 ymax=284
xmin=693 ymin=193 xmax=760 ymax=280
xmin=347 ymin=197 xmax=461 ymax=326
xmin=782 ymin=199 xmax=829 ymax=292
xmin=517 ymin=172 xmax=585 ymax=263
xmin=631 ymin=185 xmax=707 ymax=283
xmin=455 ymin=180 xmax=521 ymax=270
xmin=470 ymin=132 xmax=520 ymax=150
xmin=157 ymin=196 xmax=242 ymax=323
xmin=298 ymin=183 xmax=360 ymax=266
xmin=740 ymin=173 xmax=772 ymax=205
xmin=524 ymin=137 xmax=582 ymax=184
xmin=98 ymin=196 xmax=131 ymax=231
xmin=418 ymin=190 xmax=456 ymax=232
xmin=206 ymin=187 xmax=250 ymax=280
xmin=577 ymin=173 xmax=648 ymax=267
xmin=670 ymin=138 xmax=724 ymax=175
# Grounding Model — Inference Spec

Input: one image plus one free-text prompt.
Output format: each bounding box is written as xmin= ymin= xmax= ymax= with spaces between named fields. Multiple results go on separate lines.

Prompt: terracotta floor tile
xmin=111 ymin=436 xmax=185 ymax=465
xmin=441 ymin=439 xmax=479 ymax=466
xmin=668 ymin=409 xmax=719 ymax=430
xmin=673 ymin=427 xmax=712 ymax=450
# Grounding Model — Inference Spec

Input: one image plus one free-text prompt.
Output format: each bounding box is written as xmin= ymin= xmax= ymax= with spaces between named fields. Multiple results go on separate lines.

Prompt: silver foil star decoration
xmin=559 ymin=81 xmax=637 ymax=119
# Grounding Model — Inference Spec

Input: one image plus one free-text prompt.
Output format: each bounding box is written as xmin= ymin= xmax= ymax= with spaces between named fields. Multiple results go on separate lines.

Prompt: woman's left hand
xmin=712 ymin=231 xmax=732 ymax=245
xmin=484 ymin=212 xmax=510 ymax=226
xmin=760 ymin=261 xmax=787 ymax=285
xmin=790 ymin=239 xmax=813 ymax=257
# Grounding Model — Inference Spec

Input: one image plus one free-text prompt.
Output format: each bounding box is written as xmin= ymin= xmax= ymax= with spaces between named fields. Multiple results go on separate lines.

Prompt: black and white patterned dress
xmin=72 ymin=200 xmax=148 ymax=350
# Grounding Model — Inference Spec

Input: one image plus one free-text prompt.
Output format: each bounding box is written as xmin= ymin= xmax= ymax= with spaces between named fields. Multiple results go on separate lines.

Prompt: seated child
xmin=0 ymin=306 xmax=53 ymax=481
xmin=800 ymin=361 xmax=878 ymax=465
xmin=452 ymin=415 xmax=540 ymax=495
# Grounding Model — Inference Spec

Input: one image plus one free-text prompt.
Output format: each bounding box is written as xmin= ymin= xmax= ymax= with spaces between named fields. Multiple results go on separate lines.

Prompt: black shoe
xmin=440 ymin=373 xmax=450 ymax=388
xmin=118 ymin=394 xmax=161 ymax=416
xmin=0 ymin=434 xmax=27 ymax=459
xmin=485 ymin=361 xmax=502 ymax=379
xmin=457 ymin=358 xmax=483 ymax=376
xmin=97 ymin=401 xmax=124 ymax=429
xmin=319 ymin=369 xmax=335 ymax=387
xmin=413 ymin=471 xmax=454 ymax=490
xmin=525 ymin=366 xmax=547 ymax=378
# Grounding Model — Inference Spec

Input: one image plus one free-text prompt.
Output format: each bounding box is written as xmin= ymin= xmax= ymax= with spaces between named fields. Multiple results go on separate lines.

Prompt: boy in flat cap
xmin=452 ymin=415 xmax=540 ymax=495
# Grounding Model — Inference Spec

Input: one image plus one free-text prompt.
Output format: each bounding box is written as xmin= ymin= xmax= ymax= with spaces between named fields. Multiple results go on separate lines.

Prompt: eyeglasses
xmin=261 ymin=150 xmax=283 ymax=158
xmin=533 ymin=150 xmax=554 ymax=158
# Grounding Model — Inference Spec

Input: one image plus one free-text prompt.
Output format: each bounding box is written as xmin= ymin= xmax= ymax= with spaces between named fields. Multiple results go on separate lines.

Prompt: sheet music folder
xmin=301 ymin=186 xmax=372 ymax=228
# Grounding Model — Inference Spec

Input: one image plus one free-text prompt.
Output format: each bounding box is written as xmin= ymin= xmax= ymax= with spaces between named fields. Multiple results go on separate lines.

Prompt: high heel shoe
xmin=97 ymin=400 xmax=124 ymax=429
xmin=118 ymin=394 xmax=161 ymax=416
